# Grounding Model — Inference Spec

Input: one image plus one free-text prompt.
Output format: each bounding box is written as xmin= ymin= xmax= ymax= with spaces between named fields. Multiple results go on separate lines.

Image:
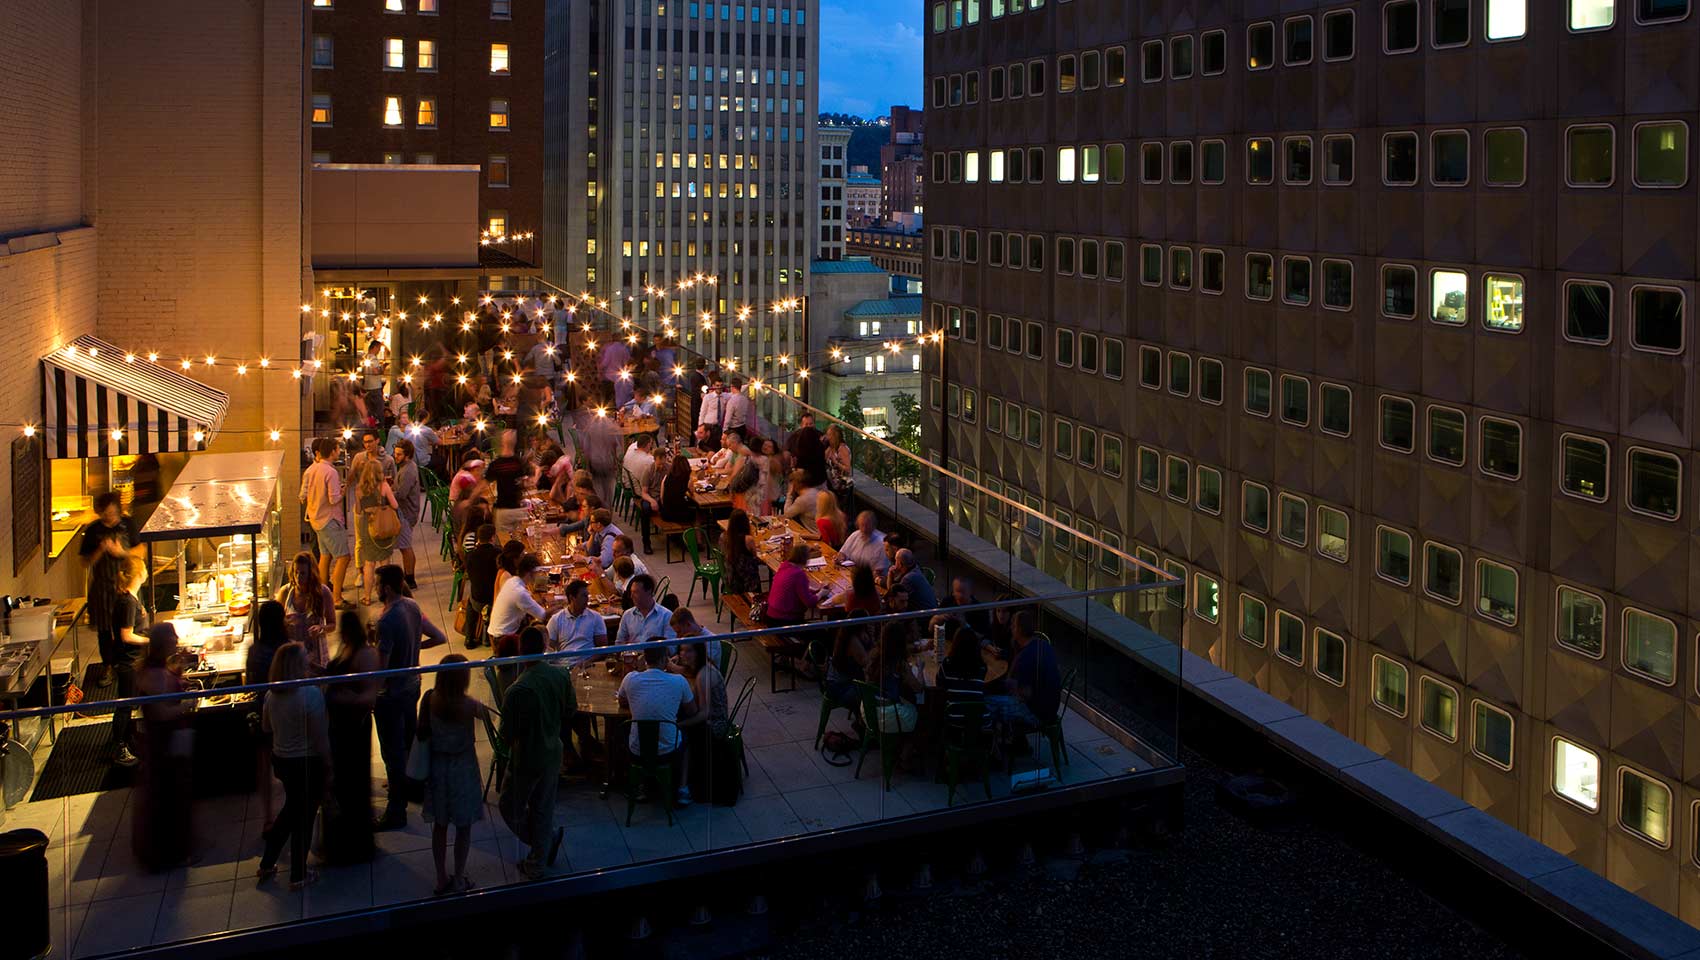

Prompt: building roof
xmin=845 ymin=295 xmax=923 ymax=318
xmin=810 ymin=258 xmax=887 ymax=274
xmin=847 ymin=173 xmax=881 ymax=186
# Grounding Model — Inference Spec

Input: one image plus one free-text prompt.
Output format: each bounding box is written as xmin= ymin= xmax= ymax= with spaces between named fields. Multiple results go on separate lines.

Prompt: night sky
xmin=819 ymin=0 xmax=923 ymax=117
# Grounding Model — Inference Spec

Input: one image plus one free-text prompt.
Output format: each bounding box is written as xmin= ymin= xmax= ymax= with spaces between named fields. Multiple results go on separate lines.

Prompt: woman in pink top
xmin=764 ymin=542 xmax=824 ymax=627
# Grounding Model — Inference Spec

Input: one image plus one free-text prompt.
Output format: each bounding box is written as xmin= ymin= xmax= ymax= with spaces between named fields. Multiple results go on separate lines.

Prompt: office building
xmin=818 ymin=125 xmax=850 ymax=260
xmin=879 ymin=104 xmax=924 ymax=218
xmin=925 ymin=0 xmax=1700 ymax=918
xmin=308 ymin=0 xmax=543 ymax=246
xmin=846 ymin=165 xmax=882 ymax=223
xmin=543 ymin=0 xmax=820 ymax=384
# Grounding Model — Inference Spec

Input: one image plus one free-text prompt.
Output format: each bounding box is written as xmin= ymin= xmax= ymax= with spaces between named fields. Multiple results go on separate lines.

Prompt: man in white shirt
xmin=837 ymin=510 xmax=890 ymax=576
xmin=489 ymin=555 xmax=548 ymax=639
xmin=616 ymin=644 xmax=697 ymax=805
xmin=614 ymin=575 xmax=675 ymax=647
xmin=722 ymin=379 xmax=751 ymax=436
xmin=669 ymin=607 xmax=720 ymax=667
xmin=622 ymin=435 xmax=660 ymax=554
xmin=546 ymin=579 xmax=607 ymax=653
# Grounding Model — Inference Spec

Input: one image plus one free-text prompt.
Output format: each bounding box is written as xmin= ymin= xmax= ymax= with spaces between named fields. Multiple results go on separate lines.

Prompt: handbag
xmin=453 ymin=598 xmax=468 ymax=634
xmin=406 ymin=737 xmax=431 ymax=781
xmin=367 ymin=503 xmax=402 ymax=541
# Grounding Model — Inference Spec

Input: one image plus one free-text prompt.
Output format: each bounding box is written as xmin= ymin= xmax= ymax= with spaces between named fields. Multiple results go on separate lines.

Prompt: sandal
xmin=456 ymin=875 xmax=478 ymax=893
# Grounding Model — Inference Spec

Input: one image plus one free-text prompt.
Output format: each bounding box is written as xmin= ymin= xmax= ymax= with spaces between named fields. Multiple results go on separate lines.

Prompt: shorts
xmin=495 ymin=507 xmax=528 ymax=537
xmin=394 ymin=517 xmax=414 ymax=551
xmin=314 ymin=519 xmax=351 ymax=558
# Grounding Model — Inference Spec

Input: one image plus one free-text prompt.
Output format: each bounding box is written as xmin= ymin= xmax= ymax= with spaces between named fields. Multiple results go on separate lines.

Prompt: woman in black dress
xmin=320 ymin=610 xmax=380 ymax=863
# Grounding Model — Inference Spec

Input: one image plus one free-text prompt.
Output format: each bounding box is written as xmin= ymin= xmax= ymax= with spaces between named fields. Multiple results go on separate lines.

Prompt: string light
xmin=192 ymin=430 xmax=205 ymax=443
xmin=21 ymin=424 xmax=35 ymax=438
xmin=268 ymin=429 xmax=281 ymax=442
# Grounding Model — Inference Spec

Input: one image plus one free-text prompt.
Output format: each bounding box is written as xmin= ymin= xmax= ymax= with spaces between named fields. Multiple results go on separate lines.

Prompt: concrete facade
xmin=817 ymin=126 xmax=850 ymax=260
xmin=926 ymin=0 xmax=1700 ymax=921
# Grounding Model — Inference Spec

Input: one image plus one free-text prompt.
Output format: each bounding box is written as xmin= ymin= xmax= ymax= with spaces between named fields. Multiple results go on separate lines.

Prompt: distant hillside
xmin=819 ymin=112 xmax=890 ymax=174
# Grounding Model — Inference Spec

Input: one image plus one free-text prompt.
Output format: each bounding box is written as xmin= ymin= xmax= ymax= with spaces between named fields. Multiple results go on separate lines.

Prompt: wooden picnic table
xmin=688 ymin=458 xmax=734 ymax=509
xmin=562 ymin=657 xmax=637 ymax=717
xmin=732 ymin=515 xmax=854 ymax=598
xmin=516 ymin=525 xmax=625 ymax=621
xmin=615 ymin=414 xmax=660 ymax=436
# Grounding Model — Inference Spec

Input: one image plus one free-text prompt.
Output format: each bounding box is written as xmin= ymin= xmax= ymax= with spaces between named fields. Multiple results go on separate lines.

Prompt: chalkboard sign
xmin=12 ymin=435 xmax=41 ymax=575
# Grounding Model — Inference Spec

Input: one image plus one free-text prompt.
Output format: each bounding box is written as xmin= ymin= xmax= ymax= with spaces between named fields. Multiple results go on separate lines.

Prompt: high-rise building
xmin=818 ymin=126 xmax=850 ymax=260
xmin=926 ymin=0 xmax=1700 ymax=919
xmin=879 ymin=105 xmax=923 ymax=219
xmin=308 ymin=0 xmax=542 ymax=246
xmin=543 ymin=0 xmax=819 ymax=382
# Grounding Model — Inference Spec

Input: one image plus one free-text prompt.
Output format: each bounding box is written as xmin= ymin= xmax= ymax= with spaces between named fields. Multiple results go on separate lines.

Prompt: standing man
xmin=684 ymin=360 xmax=709 ymax=437
xmin=300 ymin=439 xmax=351 ymax=608
xmin=349 ymin=429 xmax=395 ymax=483
xmin=386 ymin=411 xmax=440 ymax=471
xmin=391 ymin=441 xmax=424 ymax=590
xmin=80 ymin=494 xmax=143 ymax=765
xmin=622 ymin=434 xmax=659 ymax=554
xmin=462 ymin=523 xmax=501 ymax=649
xmin=722 ymin=378 xmax=751 ymax=439
xmin=500 ymin=628 xmax=573 ymax=878
xmin=697 ymin=376 xmax=726 ymax=452
xmin=785 ymin=411 xmax=827 ymax=487
xmin=373 ymin=564 xmax=446 ymax=831
xmin=487 ymin=430 xmax=531 ymax=537
xmin=362 ymin=339 xmax=388 ymax=426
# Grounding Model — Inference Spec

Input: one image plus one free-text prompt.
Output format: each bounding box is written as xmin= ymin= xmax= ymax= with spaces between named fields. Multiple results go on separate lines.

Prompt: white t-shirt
xmin=488 ymin=575 xmax=546 ymax=638
xmin=546 ymin=606 xmax=606 ymax=653
xmin=618 ymin=668 xmax=694 ymax=755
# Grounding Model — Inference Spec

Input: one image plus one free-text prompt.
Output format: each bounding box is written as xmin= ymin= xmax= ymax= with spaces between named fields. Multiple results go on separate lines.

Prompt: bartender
xmin=80 ymin=492 xmax=145 ymax=765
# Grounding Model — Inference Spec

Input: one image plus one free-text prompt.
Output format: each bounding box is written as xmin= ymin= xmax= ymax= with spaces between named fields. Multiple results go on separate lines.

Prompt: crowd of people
xmin=71 ymin=315 xmax=1070 ymax=898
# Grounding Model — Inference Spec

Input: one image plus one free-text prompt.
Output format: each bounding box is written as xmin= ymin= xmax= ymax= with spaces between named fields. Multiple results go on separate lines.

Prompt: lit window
xmin=1553 ymin=739 xmax=1600 ymax=811
xmin=491 ymin=43 xmax=510 ymax=74
xmin=1421 ymin=678 xmax=1459 ymax=741
xmin=486 ymin=211 xmax=508 ymax=236
xmin=1556 ymin=586 xmax=1605 ymax=657
xmin=416 ymin=97 xmax=435 ymax=127
xmin=1247 ymin=21 xmax=1274 ymax=69
xmin=1623 ymin=607 xmax=1676 ymax=683
xmin=1567 ymin=125 xmax=1615 ymax=187
xmin=414 ymin=153 xmax=434 ymax=164
xmin=1376 ymin=527 xmax=1412 ymax=585
xmin=1372 ymin=655 xmax=1408 ymax=716
xmin=1193 ymin=574 xmax=1220 ymax=623
xmin=1275 ymin=611 xmax=1304 ymax=665
xmin=1240 ymin=595 xmax=1267 ymax=647
xmin=1431 ymin=268 xmax=1468 ymax=325
xmin=385 ymin=0 xmax=402 ymax=9
xmin=488 ymin=155 xmax=509 ymax=186
xmin=1634 ymin=121 xmax=1688 ymax=187
xmin=1620 ymin=768 xmax=1672 ymax=847
xmin=1242 ymin=481 xmax=1271 ymax=532
xmin=313 ymin=0 xmax=332 ymax=6
xmin=490 ymin=98 xmax=510 ymax=130
xmin=1484 ymin=128 xmax=1526 ymax=185
xmin=1628 ymin=447 xmax=1682 ymax=519
xmin=1632 ymin=285 xmax=1684 ymax=353
xmin=1058 ymin=146 xmax=1077 ymax=183
xmin=1317 ymin=506 xmax=1348 ymax=562
xmin=418 ymin=39 xmax=437 ymax=70
xmin=1314 ymin=629 xmax=1345 ymax=686
xmin=1570 ymin=0 xmax=1614 ymax=29
xmin=383 ymin=96 xmax=403 ymax=127
xmin=1482 ymin=273 xmax=1524 ymax=332
xmin=1424 ymin=542 xmax=1463 ymax=604
xmin=311 ymin=93 xmax=332 ymax=126
xmin=419 ymin=0 xmax=437 ymax=12
xmin=1472 ymin=701 xmax=1514 ymax=770
xmin=384 ymin=37 xmax=405 ymax=69
xmin=1486 ymin=0 xmax=1526 ymax=40
xmin=1560 ymin=434 xmax=1609 ymax=501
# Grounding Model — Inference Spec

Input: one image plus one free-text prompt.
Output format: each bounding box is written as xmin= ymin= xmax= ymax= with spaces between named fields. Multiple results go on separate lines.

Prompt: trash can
xmin=0 ymin=828 xmax=49 ymax=960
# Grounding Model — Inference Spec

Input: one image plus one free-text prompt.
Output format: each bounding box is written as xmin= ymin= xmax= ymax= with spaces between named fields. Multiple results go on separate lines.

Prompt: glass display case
xmin=137 ymin=451 xmax=286 ymax=662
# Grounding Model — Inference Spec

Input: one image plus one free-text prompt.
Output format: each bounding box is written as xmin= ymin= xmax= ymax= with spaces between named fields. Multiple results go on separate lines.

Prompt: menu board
xmin=12 ymin=435 xmax=41 ymax=575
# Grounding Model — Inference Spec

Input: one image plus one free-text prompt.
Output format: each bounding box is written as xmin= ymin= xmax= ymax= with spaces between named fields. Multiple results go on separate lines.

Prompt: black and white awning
xmin=40 ymin=336 xmax=229 ymax=459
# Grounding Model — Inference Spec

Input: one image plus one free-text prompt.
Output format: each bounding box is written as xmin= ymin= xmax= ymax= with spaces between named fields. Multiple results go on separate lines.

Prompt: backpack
xmin=820 ymin=729 xmax=862 ymax=766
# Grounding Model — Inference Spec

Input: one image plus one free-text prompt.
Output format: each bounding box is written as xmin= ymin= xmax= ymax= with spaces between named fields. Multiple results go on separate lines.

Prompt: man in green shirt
xmin=499 ymin=628 xmax=574 ymax=878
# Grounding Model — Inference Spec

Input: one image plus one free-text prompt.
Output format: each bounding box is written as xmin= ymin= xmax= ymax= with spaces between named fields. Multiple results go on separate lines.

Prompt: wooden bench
xmin=722 ymin=593 xmax=756 ymax=631
xmin=757 ymin=634 xmax=806 ymax=694
xmin=653 ymin=517 xmax=695 ymax=563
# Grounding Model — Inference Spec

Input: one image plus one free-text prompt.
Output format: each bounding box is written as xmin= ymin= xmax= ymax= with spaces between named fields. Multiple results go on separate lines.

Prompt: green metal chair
xmin=853 ymin=680 xmax=908 ymax=791
xmin=478 ymin=707 xmax=510 ymax=801
xmin=943 ymin=701 xmax=994 ymax=806
xmin=921 ymin=566 xmax=937 ymax=585
xmin=681 ymin=527 xmax=722 ymax=613
xmin=723 ymin=676 xmax=756 ymax=777
xmin=483 ymin=664 xmax=509 ymax=710
xmin=718 ymin=640 xmax=739 ymax=682
xmin=653 ymin=576 xmax=672 ymax=606
xmin=1038 ymin=667 xmax=1078 ymax=770
xmin=625 ymin=719 xmax=681 ymax=826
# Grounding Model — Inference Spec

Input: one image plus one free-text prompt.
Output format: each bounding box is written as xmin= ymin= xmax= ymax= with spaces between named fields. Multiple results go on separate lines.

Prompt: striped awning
xmin=40 ymin=336 xmax=229 ymax=459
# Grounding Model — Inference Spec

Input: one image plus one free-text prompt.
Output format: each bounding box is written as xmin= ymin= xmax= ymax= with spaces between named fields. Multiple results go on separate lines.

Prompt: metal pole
xmin=936 ymin=335 xmax=949 ymax=559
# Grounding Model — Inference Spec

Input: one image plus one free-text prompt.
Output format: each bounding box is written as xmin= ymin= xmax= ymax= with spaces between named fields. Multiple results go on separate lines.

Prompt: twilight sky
xmin=819 ymin=0 xmax=923 ymax=117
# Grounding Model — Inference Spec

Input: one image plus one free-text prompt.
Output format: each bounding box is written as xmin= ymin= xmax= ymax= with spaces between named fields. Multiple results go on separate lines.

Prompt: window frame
xmin=1276 ymin=492 xmax=1309 ymax=548
xmin=1323 ymin=9 xmax=1357 ymax=61
xmin=1626 ymin=445 xmax=1683 ymax=521
xmin=1279 ymin=373 xmax=1311 ymax=427
xmin=1246 ymin=21 xmax=1276 ymax=70
xmin=1319 ymin=381 xmax=1352 ymax=437
xmin=1622 ymin=605 xmax=1679 ymax=686
xmin=1471 ymin=700 xmax=1516 ymax=771
xmin=1619 ymin=766 xmax=1674 ymax=849
xmin=1196 ymin=465 xmax=1223 ymax=516
xmin=1381 ymin=263 xmax=1419 ymax=319
xmin=1476 ymin=557 xmax=1520 ymax=626
xmin=1274 ymin=610 xmax=1305 ymax=666
xmin=1484 ymin=126 xmax=1529 ymax=187
xmin=1423 ymin=541 xmax=1465 ymax=606
xmin=1244 ymin=367 xmax=1273 ymax=418
xmin=1241 ymin=480 xmax=1272 ymax=533
xmin=1479 ymin=416 xmax=1523 ymax=481
xmin=1552 ymin=736 xmax=1603 ymax=813
xmin=1165 ymin=455 xmax=1191 ymax=503
xmin=1568 ymin=0 xmax=1617 ymax=30
xmin=1555 ymin=584 xmax=1607 ymax=660
xmin=1630 ymin=283 xmax=1686 ymax=355
xmin=1317 ymin=505 xmax=1350 ymax=564
xmin=1136 ymin=445 xmax=1162 ymax=493
xmin=1322 ymin=134 xmax=1355 ymax=186
xmin=1283 ymin=15 xmax=1315 ymax=66
xmin=1563 ymin=278 xmax=1614 ymax=346
xmin=1382 ymin=131 xmax=1420 ymax=186
xmin=1430 ymin=128 xmax=1472 ymax=186
xmin=1321 ymin=259 xmax=1354 ymax=312
xmin=1372 ymin=654 xmax=1410 ymax=717
xmin=1420 ymin=676 xmax=1461 ymax=743
xmin=1633 ymin=119 xmax=1691 ymax=189
xmin=1246 ymin=252 xmax=1275 ymax=301
xmin=1240 ymin=594 xmax=1268 ymax=647
xmin=1432 ymin=0 xmax=1473 ymax=47
xmin=1375 ymin=525 xmax=1414 ymax=586
xmin=1566 ymin=123 xmax=1618 ymax=188
xmin=1559 ymin=432 xmax=1611 ymax=503
xmin=1314 ymin=628 xmax=1346 ymax=687
xmin=1635 ymin=0 xmax=1692 ymax=25
xmin=1426 ymin=404 xmax=1468 ymax=467
xmin=1192 ymin=573 xmax=1221 ymax=623
xmin=1384 ymin=0 xmax=1421 ymax=54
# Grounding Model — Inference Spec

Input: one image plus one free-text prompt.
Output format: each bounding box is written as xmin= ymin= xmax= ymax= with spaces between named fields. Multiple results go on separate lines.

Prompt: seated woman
xmin=824 ymin=563 xmax=882 ymax=617
xmin=674 ymin=641 xmax=730 ymax=800
xmin=764 ymin=542 xmax=825 ymax=629
xmin=936 ymin=617 xmax=991 ymax=729
xmin=720 ymin=509 xmax=763 ymax=597
xmin=824 ymin=612 xmax=872 ymax=715
xmin=658 ymin=455 xmax=695 ymax=524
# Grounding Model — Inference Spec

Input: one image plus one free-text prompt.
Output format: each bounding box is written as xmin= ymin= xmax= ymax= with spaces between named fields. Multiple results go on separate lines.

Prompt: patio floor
xmin=2 ymin=515 xmax=1155 ymax=958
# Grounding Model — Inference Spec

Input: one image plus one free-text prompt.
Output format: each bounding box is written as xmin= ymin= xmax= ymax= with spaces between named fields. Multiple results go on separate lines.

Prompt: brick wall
xmin=0 ymin=0 xmax=85 ymax=239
